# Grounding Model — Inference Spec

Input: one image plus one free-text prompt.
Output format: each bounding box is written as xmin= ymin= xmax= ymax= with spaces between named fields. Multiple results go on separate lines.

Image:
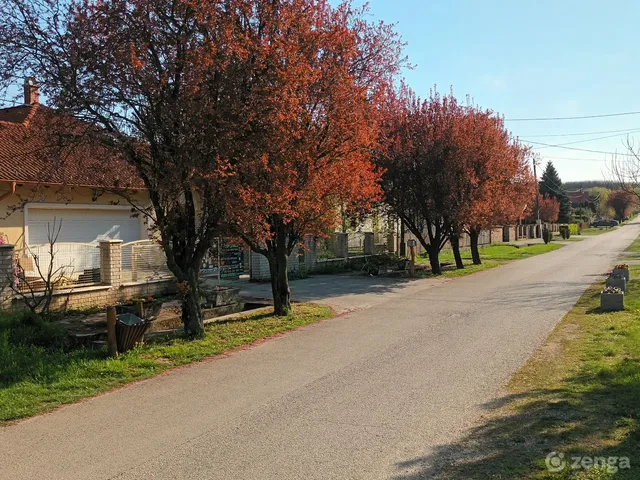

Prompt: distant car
xmin=591 ymin=219 xmax=619 ymax=228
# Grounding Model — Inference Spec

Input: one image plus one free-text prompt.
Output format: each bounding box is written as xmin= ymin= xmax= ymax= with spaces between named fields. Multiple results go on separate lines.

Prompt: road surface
xmin=1 ymin=223 xmax=638 ymax=479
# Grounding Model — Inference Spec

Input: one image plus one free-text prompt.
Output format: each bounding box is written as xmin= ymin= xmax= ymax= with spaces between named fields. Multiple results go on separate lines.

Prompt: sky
xmin=359 ymin=0 xmax=640 ymax=184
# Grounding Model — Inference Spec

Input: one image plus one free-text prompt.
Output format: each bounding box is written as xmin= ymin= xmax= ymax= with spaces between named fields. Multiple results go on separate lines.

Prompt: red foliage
xmin=539 ymin=194 xmax=560 ymax=223
xmin=221 ymin=1 xmax=406 ymax=313
xmin=607 ymin=190 xmax=637 ymax=221
xmin=378 ymin=86 xmax=537 ymax=270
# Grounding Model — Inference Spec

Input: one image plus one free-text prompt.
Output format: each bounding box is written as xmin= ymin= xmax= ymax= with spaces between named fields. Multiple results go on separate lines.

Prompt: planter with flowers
xmin=613 ymin=264 xmax=630 ymax=282
xmin=601 ymin=286 xmax=624 ymax=311
xmin=605 ymin=272 xmax=627 ymax=292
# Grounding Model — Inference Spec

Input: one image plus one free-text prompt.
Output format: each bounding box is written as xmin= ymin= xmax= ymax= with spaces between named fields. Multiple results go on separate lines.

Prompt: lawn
xmin=625 ymin=235 xmax=640 ymax=254
xmin=427 ymin=265 xmax=640 ymax=479
xmin=416 ymin=243 xmax=564 ymax=278
xmin=0 ymin=303 xmax=333 ymax=424
xmin=580 ymin=226 xmax=618 ymax=236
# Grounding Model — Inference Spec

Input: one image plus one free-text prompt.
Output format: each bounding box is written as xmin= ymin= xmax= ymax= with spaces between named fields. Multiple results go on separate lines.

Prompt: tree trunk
xmin=181 ymin=268 xmax=204 ymax=337
xmin=450 ymin=234 xmax=464 ymax=269
xmin=265 ymin=221 xmax=292 ymax=316
xmin=427 ymin=246 xmax=442 ymax=275
xmin=267 ymin=252 xmax=291 ymax=316
xmin=469 ymin=228 xmax=482 ymax=265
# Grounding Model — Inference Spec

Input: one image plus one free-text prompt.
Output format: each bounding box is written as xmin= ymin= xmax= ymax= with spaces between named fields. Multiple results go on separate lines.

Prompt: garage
xmin=26 ymin=205 xmax=145 ymax=245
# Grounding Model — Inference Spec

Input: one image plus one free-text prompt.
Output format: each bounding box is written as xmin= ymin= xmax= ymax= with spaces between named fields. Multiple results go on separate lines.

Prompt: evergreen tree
xmin=539 ymin=161 xmax=572 ymax=223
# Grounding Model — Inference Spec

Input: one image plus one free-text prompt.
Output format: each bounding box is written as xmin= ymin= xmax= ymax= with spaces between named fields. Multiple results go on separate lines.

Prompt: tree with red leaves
xmin=539 ymin=194 xmax=560 ymax=223
xmin=607 ymin=190 xmax=636 ymax=222
xmin=0 ymin=0 xmax=251 ymax=335
xmin=379 ymin=88 xmax=536 ymax=272
xmin=225 ymin=1 xmax=405 ymax=314
xmin=453 ymin=114 xmax=537 ymax=266
xmin=377 ymin=87 xmax=466 ymax=275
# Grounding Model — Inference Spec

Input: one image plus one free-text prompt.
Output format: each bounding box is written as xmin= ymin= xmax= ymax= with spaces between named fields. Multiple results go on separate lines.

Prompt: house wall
xmin=0 ymin=183 xmax=150 ymax=246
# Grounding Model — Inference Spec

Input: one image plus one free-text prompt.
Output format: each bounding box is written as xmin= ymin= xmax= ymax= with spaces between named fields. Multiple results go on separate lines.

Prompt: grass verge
xmin=426 ymin=266 xmax=640 ymax=479
xmin=0 ymin=303 xmax=333 ymax=424
xmin=416 ymin=243 xmax=564 ymax=278
xmin=580 ymin=227 xmax=618 ymax=236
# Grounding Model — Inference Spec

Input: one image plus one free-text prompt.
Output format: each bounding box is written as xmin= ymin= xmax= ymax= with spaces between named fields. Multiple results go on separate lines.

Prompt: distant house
xmin=567 ymin=189 xmax=597 ymax=209
xmin=0 ymin=79 xmax=149 ymax=247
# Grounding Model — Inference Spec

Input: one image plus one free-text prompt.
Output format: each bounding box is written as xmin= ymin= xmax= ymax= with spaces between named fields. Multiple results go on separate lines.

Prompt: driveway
xmin=2 ymin=223 xmax=638 ymax=480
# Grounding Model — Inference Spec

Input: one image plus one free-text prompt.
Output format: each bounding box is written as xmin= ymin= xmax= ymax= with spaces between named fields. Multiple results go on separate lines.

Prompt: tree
xmin=609 ymin=140 xmax=640 ymax=213
xmin=0 ymin=0 xmax=266 ymax=336
xmin=378 ymin=87 xmax=470 ymax=275
xmin=222 ymin=1 xmax=405 ymax=315
xmin=589 ymin=187 xmax=613 ymax=219
xmin=447 ymin=109 xmax=536 ymax=266
xmin=607 ymin=190 xmax=636 ymax=221
xmin=539 ymin=194 xmax=560 ymax=223
xmin=539 ymin=161 xmax=571 ymax=223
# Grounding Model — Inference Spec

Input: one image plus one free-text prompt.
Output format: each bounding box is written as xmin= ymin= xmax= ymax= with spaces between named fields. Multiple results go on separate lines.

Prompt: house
xmin=0 ymin=80 xmax=178 ymax=309
xmin=0 ymin=79 xmax=150 ymax=247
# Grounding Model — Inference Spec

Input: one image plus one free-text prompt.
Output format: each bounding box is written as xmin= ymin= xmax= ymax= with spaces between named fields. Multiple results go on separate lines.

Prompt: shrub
xmin=542 ymin=227 xmax=553 ymax=244
xmin=0 ymin=310 xmax=69 ymax=351
xmin=559 ymin=225 xmax=570 ymax=239
xmin=569 ymin=223 xmax=579 ymax=235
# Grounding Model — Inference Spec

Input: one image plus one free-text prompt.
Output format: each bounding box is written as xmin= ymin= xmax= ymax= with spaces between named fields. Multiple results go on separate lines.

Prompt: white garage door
xmin=27 ymin=207 xmax=143 ymax=245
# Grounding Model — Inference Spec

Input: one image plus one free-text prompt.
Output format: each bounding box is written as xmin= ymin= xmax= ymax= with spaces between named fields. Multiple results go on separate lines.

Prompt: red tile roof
xmin=0 ymin=104 xmax=143 ymax=189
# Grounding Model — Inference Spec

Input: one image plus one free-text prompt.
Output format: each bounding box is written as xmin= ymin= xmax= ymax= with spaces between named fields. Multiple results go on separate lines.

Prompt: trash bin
xmin=115 ymin=313 xmax=150 ymax=353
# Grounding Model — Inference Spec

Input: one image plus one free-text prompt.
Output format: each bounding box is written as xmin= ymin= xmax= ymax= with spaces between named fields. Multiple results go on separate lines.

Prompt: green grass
xmin=0 ymin=303 xmax=333 ymax=424
xmin=415 ymin=243 xmax=564 ymax=278
xmin=426 ymin=265 xmax=640 ymax=479
xmin=625 ymin=236 xmax=640 ymax=254
xmin=580 ymin=227 xmax=618 ymax=236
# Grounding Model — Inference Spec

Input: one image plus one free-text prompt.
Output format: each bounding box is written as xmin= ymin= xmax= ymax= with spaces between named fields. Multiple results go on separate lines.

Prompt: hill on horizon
xmin=563 ymin=180 xmax=617 ymax=191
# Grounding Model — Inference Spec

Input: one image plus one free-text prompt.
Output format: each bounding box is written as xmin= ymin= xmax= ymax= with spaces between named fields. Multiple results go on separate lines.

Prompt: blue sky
xmin=361 ymin=0 xmax=640 ymax=183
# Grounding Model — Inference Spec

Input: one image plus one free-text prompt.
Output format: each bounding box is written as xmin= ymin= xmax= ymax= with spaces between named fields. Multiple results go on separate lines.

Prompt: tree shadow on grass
xmin=392 ymin=360 xmax=640 ymax=479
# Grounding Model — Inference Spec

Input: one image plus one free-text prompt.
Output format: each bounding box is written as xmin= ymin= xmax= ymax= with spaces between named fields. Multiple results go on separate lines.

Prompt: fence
xmin=121 ymin=240 xmax=172 ymax=282
xmin=348 ymin=232 xmax=366 ymax=255
xmin=12 ymin=242 xmax=100 ymax=293
xmin=316 ymin=235 xmax=339 ymax=260
xmin=373 ymin=231 xmax=389 ymax=254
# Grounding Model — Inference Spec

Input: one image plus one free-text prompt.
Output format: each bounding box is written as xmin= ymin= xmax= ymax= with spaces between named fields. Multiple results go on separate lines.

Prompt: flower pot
xmin=601 ymin=292 xmax=624 ymax=311
xmin=613 ymin=268 xmax=630 ymax=282
xmin=605 ymin=276 xmax=627 ymax=293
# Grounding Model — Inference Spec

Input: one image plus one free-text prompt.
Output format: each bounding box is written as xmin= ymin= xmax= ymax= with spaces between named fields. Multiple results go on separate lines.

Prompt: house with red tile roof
xmin=0 ymin=79 xmax=149 ymax=247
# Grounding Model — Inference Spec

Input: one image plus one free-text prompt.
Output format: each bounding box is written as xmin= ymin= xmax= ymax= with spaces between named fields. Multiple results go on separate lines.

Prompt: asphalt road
xmin=2 ymin=223 xmax=638 ymax=480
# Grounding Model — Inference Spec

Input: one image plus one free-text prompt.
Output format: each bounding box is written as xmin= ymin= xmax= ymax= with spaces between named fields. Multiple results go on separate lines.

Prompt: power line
xmin=539 ymin=154 xmax=640 ymax=164
xmin=523 ymin=140 xmax=636 ymax=156
xmin=506 ymin=111 xmax=640 ymax=122
xmin=520 ymin=127 xmax=640 ymax=138
xmin=531 ymin=129 xmax=640 ymax=150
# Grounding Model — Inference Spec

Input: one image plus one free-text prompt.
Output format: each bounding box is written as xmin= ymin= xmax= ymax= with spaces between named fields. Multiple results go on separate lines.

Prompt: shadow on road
xmin=392 ymin=360 xmax=640 ymax=479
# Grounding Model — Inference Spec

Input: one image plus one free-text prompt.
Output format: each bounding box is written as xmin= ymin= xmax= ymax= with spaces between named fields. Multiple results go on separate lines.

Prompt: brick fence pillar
xmin=364 ymin=232 xmax=374 ymax=255
xmin=100 ymin=240 xmax=123 ymax=287
xmin=0 ymin=244 xmax=15 ymax=309
xmin=335 ymin=233 xmax=348 ymax=259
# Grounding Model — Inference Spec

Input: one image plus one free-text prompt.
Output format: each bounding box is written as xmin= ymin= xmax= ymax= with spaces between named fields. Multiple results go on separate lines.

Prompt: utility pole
xmin=533 ymin=157 xmax=542 ymax=237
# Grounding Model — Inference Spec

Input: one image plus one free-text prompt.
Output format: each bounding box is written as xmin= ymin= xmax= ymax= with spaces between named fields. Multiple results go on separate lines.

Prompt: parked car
xmin=591 ymin=219 xmax=619 ymax=228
